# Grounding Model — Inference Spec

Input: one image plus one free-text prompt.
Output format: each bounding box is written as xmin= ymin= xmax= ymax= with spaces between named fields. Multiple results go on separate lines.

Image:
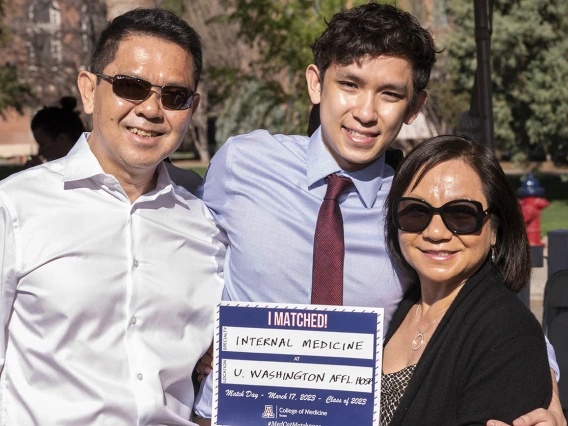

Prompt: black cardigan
xmin=384 ymin=260 xmax=552 ymax=426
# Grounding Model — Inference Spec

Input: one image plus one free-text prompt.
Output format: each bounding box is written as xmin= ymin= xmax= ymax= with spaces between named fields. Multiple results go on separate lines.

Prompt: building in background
xmin=0 ymin=0 xmax=106 ymax=161
xmin=0 ymin=0 xmax=449 ymax=163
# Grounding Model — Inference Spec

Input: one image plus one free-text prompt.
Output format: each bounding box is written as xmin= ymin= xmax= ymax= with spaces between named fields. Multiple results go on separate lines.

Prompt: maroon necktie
xmin=311 ymin=174 xmax=353 ymax=305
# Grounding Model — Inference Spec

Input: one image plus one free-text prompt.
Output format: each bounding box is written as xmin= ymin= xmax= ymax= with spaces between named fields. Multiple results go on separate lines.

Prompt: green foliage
xmin=442 ymin=0 xmax=568 ymax=163
xmin=158 ymin=0 xmax=185 ymax=16
xmin=215 ymin=79 xmax=286 ymax=146
xmin=0 ymin=64 xmax=32 ymax=117
xmin=0 ymin=0 xmax=33 ymax=116
xmin=214 ymin=0 xmax=369 ymax=139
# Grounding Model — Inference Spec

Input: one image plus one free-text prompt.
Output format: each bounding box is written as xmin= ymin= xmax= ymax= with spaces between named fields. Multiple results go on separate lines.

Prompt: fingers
xmin=195 ymin=342 xmax=215 ymax=383
xmin=196 ymin=365 xmax=211 ymax=380
xmin=488 ymin=405 xmax=564 ymax=426
xmin=196 ymin=359 xmax=212 ymax=383
xmin=512 ymin=408 xmax=554 ymax=426
xmin=200 ymin=353 xmax=213 ymax=368
xmin=197 ymin=359 xmax=212 ymax=373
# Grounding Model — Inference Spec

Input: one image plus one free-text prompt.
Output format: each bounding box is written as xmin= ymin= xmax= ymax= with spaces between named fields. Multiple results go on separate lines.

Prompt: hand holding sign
xmin=213 ymin=303 xmax=383 ymax=426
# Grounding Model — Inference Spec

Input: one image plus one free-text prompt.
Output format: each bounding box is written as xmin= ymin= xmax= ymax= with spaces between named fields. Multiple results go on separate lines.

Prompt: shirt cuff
xmin=193 ymin=372 xmax=213 ymax=419
xmin=545 ymin=334 xmax=560 ymax=382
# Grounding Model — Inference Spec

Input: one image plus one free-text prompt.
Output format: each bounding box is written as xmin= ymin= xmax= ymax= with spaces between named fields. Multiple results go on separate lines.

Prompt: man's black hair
xmin=312 ymin=2 xmax=438 ymax=101
xmin=90 ymin=8 xmax=202 ymax=89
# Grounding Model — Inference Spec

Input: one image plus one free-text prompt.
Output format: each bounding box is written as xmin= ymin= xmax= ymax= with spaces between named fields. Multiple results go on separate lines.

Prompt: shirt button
xmin=130 ymin=315 xmax=137 ymax=326
xmin=137 ymin=373 xmax=143 ymax=381
xmin=133 ymin=259 xmax=139 ymax=268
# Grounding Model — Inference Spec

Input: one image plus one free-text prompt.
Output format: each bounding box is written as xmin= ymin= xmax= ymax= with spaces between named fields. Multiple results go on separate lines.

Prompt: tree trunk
xmin=181 ymin=0 xmax=248 ymax=162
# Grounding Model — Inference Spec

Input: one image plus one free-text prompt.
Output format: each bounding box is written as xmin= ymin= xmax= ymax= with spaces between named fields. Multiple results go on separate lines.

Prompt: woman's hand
xmin=487 ymin=408 xmax=564 ymax=426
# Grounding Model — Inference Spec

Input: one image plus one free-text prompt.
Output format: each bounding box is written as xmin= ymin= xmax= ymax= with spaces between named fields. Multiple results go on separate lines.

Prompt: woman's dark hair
xmin=385 ymin=134 xmax=531 ymax=292
xmin=90 ymin=8 xmax=202 ymax=89
xmin=31 ymin=96 xmax=85 ymax=141
xmin=311 ymin=2 xmax=439 ymax=103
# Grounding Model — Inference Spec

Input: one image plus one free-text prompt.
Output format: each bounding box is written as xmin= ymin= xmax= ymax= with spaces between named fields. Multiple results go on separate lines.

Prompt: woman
xmin=25 ymin=96 xmax=85 ymax=169
xmin=380 ymin=135 xmax=551 ymax=425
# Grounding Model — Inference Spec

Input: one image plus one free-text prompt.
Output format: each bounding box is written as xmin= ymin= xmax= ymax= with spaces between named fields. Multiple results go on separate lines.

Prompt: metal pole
xmin=473 ymin=0 xmax=494 ymax=151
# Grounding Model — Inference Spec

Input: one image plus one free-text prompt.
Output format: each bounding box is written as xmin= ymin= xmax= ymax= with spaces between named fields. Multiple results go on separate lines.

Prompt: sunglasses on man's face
xmin=392 ymin=197 xmax=491 ymax=235
xmin=94 ymin=73 xmax=196 ymax=110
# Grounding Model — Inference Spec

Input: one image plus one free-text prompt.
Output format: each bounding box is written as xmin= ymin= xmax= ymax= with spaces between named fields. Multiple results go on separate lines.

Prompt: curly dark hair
xmin=90 ymin=8 xmax=202 ymax=89
xmin=312 ymin=2 xmax=438 ymax=103
xmin=385 ymin=135 xmax=531 ymax=292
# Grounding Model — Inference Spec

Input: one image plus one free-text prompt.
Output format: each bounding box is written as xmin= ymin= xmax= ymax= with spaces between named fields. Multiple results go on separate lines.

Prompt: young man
xmin=0 ymin=9 xmax=226 ymax=425
xmin=194 ymin=3 xmax=564 ymax=425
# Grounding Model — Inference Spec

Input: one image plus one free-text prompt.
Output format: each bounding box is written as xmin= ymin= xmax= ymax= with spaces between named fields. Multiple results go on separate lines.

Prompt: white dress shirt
xmin=0 ymin=134 xmax=226 ymax=425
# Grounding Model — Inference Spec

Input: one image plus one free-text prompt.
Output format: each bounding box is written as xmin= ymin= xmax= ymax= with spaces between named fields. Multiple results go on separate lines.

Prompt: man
xmin=0 ymin=9 xmax=226 ymax=425
xmin=194 ymin=3 xmax=564 ymax=425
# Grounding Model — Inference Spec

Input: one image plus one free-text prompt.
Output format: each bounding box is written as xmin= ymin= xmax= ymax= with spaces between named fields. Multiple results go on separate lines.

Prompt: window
xmin=28 ymin=1 xmax=62 ymax=66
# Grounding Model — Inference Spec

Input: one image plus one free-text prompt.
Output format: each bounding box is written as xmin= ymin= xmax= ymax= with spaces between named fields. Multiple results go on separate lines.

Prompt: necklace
xmin=411 ymin=302 xmax=449 ymax=351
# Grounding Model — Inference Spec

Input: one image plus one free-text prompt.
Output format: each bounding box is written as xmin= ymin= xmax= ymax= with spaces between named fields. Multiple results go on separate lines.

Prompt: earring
xmin=491 ymin=246 xmax=496 ymax=264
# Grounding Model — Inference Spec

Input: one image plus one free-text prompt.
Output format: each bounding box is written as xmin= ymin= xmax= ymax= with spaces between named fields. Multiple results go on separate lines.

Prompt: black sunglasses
xmin=392 ymin=197 xmax=491 ymax=235
xmin=95 ymin=73 xmax=196 ymax=110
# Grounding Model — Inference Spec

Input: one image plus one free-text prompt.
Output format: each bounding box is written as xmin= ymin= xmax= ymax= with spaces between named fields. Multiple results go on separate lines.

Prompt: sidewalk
xmin=501 ymin=161 xmax=568 ymax=175
xmin=171 ymin=159 xmax=209 ymax=171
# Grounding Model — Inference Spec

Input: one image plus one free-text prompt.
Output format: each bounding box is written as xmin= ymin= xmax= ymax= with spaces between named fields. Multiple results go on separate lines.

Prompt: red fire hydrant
xmin=518 ymin=173 xmax=549 ymax=247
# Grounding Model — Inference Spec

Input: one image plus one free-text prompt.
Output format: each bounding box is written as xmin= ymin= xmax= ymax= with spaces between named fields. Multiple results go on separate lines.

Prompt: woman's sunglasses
xmin=392 ymin=197 xmax=491 ymax=235
xmin=95 ymin=73 xmax=196 ymax=110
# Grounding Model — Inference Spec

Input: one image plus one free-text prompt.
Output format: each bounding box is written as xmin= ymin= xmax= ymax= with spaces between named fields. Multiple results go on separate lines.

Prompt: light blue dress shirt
xmin=194 ymin=127 xmax=409 ymax=417
xmin=197 ymin=127 xmax=408 ymax=318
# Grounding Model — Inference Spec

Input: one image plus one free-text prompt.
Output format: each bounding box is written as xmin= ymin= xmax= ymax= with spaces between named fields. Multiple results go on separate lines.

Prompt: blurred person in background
xmin=24 ymin=96 xmax=85 ymax=168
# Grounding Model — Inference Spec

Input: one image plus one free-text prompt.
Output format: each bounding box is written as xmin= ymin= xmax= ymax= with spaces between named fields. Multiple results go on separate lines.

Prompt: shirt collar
xmin=62 ymin=132 xmax=182 ymax=204
xmin=63 ymin=133 xmax=107 ymax=183
xmin=306 ymin=126 xmax=388 ymax=208
xmin=150 ymin=161 xmax=189 ymax=206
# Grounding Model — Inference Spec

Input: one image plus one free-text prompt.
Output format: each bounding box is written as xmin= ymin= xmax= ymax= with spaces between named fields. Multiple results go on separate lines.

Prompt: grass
xmin=540 ymin=200 xmax=568 ymax=235
xmin=0 ymin=165 xmax=24 ymax=181
xmin=507 ymin=174 xmax=568 ymax=236
xmin=191 ymin=167 xmax=207 ymax=177
xmin=2 ymin=165 xmax=567 ymax=236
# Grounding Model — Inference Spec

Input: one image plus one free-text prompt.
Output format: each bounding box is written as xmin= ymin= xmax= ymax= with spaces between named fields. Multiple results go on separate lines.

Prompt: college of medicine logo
xmin=262 ymin=405 xmax=275 ymax=418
